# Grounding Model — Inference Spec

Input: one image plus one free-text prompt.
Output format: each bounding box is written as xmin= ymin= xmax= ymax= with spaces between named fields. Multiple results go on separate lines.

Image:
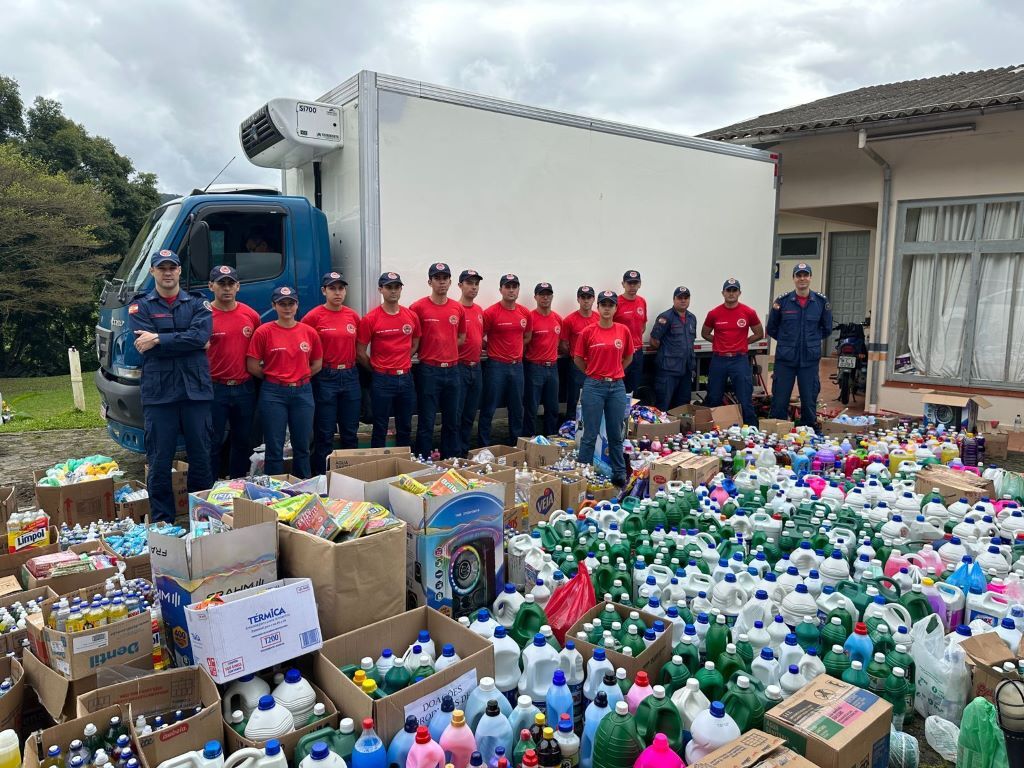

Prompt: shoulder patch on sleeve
xmin=202 ymin=300 xmax=213 ymax=311
xmin=825 ymin=302 xmax=831 ymax=310
xmin=128 ymin=304 xmax=139 ymax=314
xmin=657 ymin=317 xmax=667 ymax=324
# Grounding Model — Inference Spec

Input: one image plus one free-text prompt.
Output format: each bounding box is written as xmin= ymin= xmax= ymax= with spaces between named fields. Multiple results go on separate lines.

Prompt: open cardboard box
xmin=33 ymin=472 xmax=115 ymax=527
xmin=467 ymin=445 xmax=527 ymax=466
xmin=0 ymin=485 xmax=15 ymax=520
xmin=628 ymin=418 xmax=681 ymax=439
xmin=567 ymin=602 xmax=672 ymax=680
xmin=316 ymin=606 xmax=494 ymax=745
xmin=0 ymin=585 xmax=55 ymax=656
xmin=0 ymin=656 xmax=26 ymax=733
xmin=516 ymin=437 xmax=573 ymax=466
xmin=23 ymin=540 xmax=121 ymax=594
xmin=0 ymin=524 xmax=58 ymax=582
xmin=758 ymin=418 xmax=795 ymax=437
xmin=114 ymin=479 xmax=151 ymax=523
xmin=914 ymin=464 xmax=996 ymax=505
xmin=920 ymin=390 xmax=991 ymax=433
xmin=327 ymin=457 xmax=432 ymax=506
xmin=327 ymin=446 xmax=412 ymax=472
xmin=962 ymin=631 xmax=1019 ymax=705
xmin=24 ymin=703 xmax=135 ymax=768
xmin=687 ymin=729 xmax=817 ymax=768
xmin=670 ymin=403 xmax=743 ymax=433
xmin=649 ymin=452 xmax=720 ymax=489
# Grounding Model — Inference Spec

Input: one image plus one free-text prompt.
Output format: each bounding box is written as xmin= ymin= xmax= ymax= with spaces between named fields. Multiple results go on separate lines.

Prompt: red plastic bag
xmin=545 ymin=561 xmax=596 ymax=644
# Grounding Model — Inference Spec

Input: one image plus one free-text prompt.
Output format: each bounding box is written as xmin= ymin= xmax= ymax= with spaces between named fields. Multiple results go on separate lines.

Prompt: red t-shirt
xmin=208 ymin=302 xmax=260 ymax=382
xmin=525 ymin=310 xmax=562 ymax=363
xmin=614 ymin=295 xmax=648 ymax=346
xmin=358 ymin=305 xmax=421 ymax=373
xmin=483 ymin=302 xmax=532 ymax=363
xmin=459 ymin=302 xmax=485 ymax=364
xmin=301 ymin=304 xmax=361 ymax=367
xmin=573 ymin=322 xmax=636 ymax=380
xmin=703 ymin=303 xmax=762 ymax=355
xmin=560 ymin=310 xmax=598 ymax=351
xmin=796 ymin=295 xmax=809 ymax=308
xmin=410 ymin=296 xmax=466 ymax=366
xmin=247 ymin=322 xmax=323 ymax=383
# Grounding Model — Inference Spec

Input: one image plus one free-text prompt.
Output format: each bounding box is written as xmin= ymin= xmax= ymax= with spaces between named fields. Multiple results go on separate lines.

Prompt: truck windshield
xmin=115 ymin=202 xmax=182 ymax=293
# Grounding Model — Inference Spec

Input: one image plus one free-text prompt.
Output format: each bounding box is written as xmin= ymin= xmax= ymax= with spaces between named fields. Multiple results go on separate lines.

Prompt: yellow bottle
xmin=107 ymin=597 xmax=128 ymax=624
xmin=353 ymin=669 xmax=367 ymax=687
xmin=0 ymin=728 xmax=19 ymax=768
xmin=65 ymin=608 xmax=86 ymax=634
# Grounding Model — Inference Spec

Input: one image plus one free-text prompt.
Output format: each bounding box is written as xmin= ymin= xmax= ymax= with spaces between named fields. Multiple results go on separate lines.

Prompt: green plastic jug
xmin=592 ymin=702 xmax=646 ymax=768
xmin=721 ymin=676 xmax=766 ymax=732
xmin=295 ymin=726 xmax=352 ymax=766
xmin=511 ymin=596 xmax=549 ymax=648
xmin=659 ymin=656 xmax=690 ymax=695
xmin=634 ymin=686 xmax=683 ymax=751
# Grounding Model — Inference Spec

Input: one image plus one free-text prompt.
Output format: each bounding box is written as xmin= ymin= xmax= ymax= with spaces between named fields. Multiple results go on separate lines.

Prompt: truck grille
xmin=240 ymin=104 xmax=284 ymax=160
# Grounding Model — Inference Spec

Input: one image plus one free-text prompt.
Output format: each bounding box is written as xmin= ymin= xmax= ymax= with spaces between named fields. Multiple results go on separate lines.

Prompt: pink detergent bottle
xmin=804 ymin=475 xmax=826 ymax=498
xmin=883 ymin=552 xmax=911 ymax=578
xmin=635 ymin=733 xmax=684 ymax=768
xmin=440 ymin=711 xmax=478 ymax=768
xmin=407 ymin=726 xmax=446 ymax=768
xmin=625 ymin=671 xmax=654 ymax=714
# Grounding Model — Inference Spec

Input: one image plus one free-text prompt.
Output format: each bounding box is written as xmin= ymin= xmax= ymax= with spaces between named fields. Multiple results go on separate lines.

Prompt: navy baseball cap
xmin=428 ymin=262 xmax=452 ymax=278
xmin=378 ymin=271 xmax=403 ymax=286
xmin=597 ymin=290 xmax=618 ymax=305
xmin=622 ymin=270 xmax=641 ymax=282
xmin=577 ymin=285 xmax=595 ymax=297
xmin=209 ymin=265 xmax=238 ymax=283
xmin=271 ymin=285 xmax=298 ymax=303
xmin=499 ymin=273 xmax=520 ymax=287
xmin=459 ymin=269 xmax=482 ymax=282
xmin=674 ymin=286 xmax=691 ymax=298
xmin=722 ymin=278 xmax=741 ymax=291
xmin=151 ymin=249 xmax=180 ymax=267
xmin=321 ymin=271 xmax=348 ymax=287
xmin=534 ymin=282 xmax=553 ymax=295
xmin=793 ymin=262 xmax=813 ymax=276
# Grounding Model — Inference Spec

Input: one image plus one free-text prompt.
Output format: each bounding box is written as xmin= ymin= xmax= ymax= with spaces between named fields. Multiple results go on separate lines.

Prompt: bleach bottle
xmin=474 ymin=701 xmax=514 ymax=765
xmin=520 ymin=634 xmax=560 ymax=711
xmin=580 ymin=693 xmax=610 ymax=768
xmin=222 ymin=675 xmax=271 ymax=721
xmin=244 ymin=696 xmax=294 ymax=742
xmin=273 ymin=669 xmax=317 ymax=724
xmin=684 ymin=702 xmax=740 ymax=763
xmin=558 ymin=641 xmax=585 ymax=727
xmin=509 ymin=695 xmax=541 ymax=737
xmin=465 ymin=678 xmax=513 ymax=730
xmin=546 ymin=670 xmax=575 ymax=727
xmin=583 ymin=648 xmax=614 ymax=706
xmin=300 ymin=743 xmax=345 ymax=768
xmin=386 ymin=717 xmax=419 ymax=768
xmin=352 ymin=719 xmax=387 ymax=768
xmin=223 ymin=739 xmax=287 ymax=768
xmin=491 ymin=626 xmax=523 ymax=704
xmin=156 ymin=742 xmax=224 ymax=768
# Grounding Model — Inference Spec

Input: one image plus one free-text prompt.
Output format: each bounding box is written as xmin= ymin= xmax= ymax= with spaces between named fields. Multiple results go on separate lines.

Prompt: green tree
xmin=0 ymin=76 xmax=25 ymax=142
xmin=0 ymin=143 xmax=113 ymax=374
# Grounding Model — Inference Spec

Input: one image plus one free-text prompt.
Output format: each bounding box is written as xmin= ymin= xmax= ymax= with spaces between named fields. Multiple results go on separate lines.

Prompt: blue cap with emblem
xmin=674 ymin=286 xmax=691 ymax=298
xmin=378 ymin=271 xmax=403 ymax=286
xmin=793 ymin=262 xmax=813 ymax=276
xmin=321 ymin=271 xmax=348 ymax=287
xmin=534 ymin=282 xmax=553 ymax=295
xmin=722 ymin=278 xmax=741 ymax=291
xmin=151 ymin=249 xmax=180 ymax=267
xmin=209 ymin=265 xmax=238 ymax=282
xmin=271 ymin=285 xmax=298 ymax=303
xmin=499 ymin=273 xmax=520 ymax=287
xmin=597 ymin=290 xmax=618 ymax=305
xmin=459 ymin=269 xmax=482 ymax=283
xmin=428 ymin=262 xmax=451 ymax=278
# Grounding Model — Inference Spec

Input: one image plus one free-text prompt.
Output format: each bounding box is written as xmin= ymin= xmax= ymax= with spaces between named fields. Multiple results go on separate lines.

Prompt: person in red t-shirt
xmin=356 ymin=272 xmax=421 ymax=448
xmin=479 ymin=273 xmax=533 ymax=446
xmin=524 ymin=282 xmax=563 ymax=437
xmin=559 ymin=285 xmax=598 ymax=423
xmin=411 ymin=263 xmax=466 ymax=458
xmin=303 ymin=271 xmax=363 ymax=473
xmin=246 ymin=285 xmax=323 ymax=477
xmin=615 ymin=269 xmax=648 ymax=396
xmin=572 ymin=290 xmax=635 ymax=487
xmin=455 ymin=268 xmax=484 ymax=456
xmin=206 ymin=265 xmax=260 ymax=479
xmin=701 ymin=277 xmax=765 ymax=427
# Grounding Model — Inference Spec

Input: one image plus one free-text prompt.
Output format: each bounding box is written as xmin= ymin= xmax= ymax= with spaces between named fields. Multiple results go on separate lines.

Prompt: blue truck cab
xmin=95 ymin=188 xmax=333 ymax=452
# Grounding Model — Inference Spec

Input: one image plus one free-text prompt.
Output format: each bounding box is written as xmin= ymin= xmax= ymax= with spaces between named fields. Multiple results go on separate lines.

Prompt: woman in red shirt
xmin=572 ymin=291 xmax=636 ymax=487
xmin=246 ymin=286 xmax=323 ymax=477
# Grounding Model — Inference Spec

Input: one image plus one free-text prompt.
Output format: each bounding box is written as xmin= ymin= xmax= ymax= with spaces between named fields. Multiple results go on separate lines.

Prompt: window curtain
xmin=983 ymin=202 xmax=1024 ymax=240
xmin=906 ymin=253 xmax=970 ymax=377
xmin=973 ymin=253 xmax=1024 ymax=382
xmin=905 ymin=204 xmax=976 ymax=242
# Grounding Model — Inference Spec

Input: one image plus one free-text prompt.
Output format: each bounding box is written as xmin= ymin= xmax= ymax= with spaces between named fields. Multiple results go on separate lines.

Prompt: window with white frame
xmin=890 ymin=196 xmax=1024 ymax=388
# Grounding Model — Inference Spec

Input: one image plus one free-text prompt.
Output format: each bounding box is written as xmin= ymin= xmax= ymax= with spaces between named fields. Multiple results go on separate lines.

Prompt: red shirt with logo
xmin=703 ymin=302 xmax=762 ymax=355
xmin=525 ymin=310 xmax=562 ymax=363
xmin=483 ymin=302 xmax=532 ymax=363
xmin=459 ymin=302 xmax=484 ymax=364
xmin=247 ymin=322 xmax=323 ymax=383
xmin=560 ymin=310 xmax=598 ymax=351
xmin=410 ymin=296 xmax=466 ymax=366
xmin=573 ymin=322 xmax=636 ymax=380
xmin=614 ymin=295 xmax=648 ymax=346
xmin=301 ymin=304 xmax=360 ymax=368
xmin=208 ymin=302 xmax=260 ymax=383
xmin=358 ymin=305 xmax=421 ymax=373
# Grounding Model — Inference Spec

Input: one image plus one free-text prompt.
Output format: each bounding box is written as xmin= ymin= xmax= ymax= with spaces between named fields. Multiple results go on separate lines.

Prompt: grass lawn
xmin=0 ymin=372 xmax=104 ymax=432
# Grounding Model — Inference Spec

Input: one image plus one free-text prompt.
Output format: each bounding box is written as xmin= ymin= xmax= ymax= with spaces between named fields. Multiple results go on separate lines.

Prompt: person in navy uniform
xmin=649 ymin=285 xmax=697 ymax=411
xmin=128 ymin=249 xmax=214 ymax=523
xmin=766 ymin=262 xmax=833 ymax=427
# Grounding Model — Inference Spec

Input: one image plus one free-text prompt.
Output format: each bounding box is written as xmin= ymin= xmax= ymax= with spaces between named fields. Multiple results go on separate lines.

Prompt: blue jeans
xmin=415 ymin=363 xmax=462 ymax=458
xmin=370 ymin=372 xmax=416 ymax=448
xmin=771 ymin=361 xmax=820 ymax=427
xmin=578 ymin=378 xmax=630 ymax=481
xmin=313 ymin=367 xmax=362 ymax=473
xmin=623 ymin=350 xmax=644 ymax=394
xmin=706 ymin=354 xmax=758 ymax=427
xmin=457 ymin=363 xmax=482 ymax=456
xmin=654 ymin=368 xmax=693 ymax=412
xmin=210 ymin=380 xmax=256 ymax=479
xmin=524 ymin=362 xmax=560 ymax=437
xmin=564 ymin=363 xmax=585 ymax=424
xmin=259 ymin=382 xmax=314 ymax=478
xmin=145 ymin=400 xmax=213 ymax=523
xmin=478 ymin=360 xmax=524 ymax=447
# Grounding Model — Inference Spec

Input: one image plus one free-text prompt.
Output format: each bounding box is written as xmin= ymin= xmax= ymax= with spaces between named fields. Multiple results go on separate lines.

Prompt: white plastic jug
xmin=519 ymin=634 xmax=560 ymax=709
xmin=298 ymin=742 xmax=346 ymax=768
xmin=679 ymin=570 xmax=714 ymax=600
xmin=244 ymin=696 xmax=294 ymax=741
xmin=734 ymin=591 xmax=774 ymax=636
xmin=780 ymin=586 xmax=818 ymax=627
xmin=493 ymin=584 xmax=526 ymax=628
xmin=671 ymin=678 xmax=710 ymax=731
xmin=156 ymin=742 xmax=225 ymax=768
xmin=223 ymin=740 xmax=288 ymax=768
xmin=710 ymin=575 xmax=746 ymax=624
xmin=862 ymin=600 xmax=913 ymax=634
xmin=685 ymin=702 xmax=741 ymax=763
xmin=967 ymin=590 xmax=1010 ymax=627
xmin=491 ymin=626 xmax=523 ymax=697
xmin=272 ymin=669 xmax=316 ymax=723
xmin=222 ymin=675 xmax=271 ymax=721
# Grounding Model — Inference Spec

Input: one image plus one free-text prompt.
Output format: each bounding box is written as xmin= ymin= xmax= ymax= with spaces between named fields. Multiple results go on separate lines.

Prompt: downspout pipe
xmin=858 ymin=129 xmax=892 ymax=410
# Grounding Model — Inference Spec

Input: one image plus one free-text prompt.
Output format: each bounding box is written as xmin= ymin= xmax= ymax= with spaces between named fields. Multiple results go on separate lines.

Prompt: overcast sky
xmin=2 ymin=0 xmax=1022 ymax=195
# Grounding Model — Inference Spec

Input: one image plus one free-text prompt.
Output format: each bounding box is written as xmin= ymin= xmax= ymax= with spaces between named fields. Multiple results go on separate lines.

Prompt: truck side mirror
xmin=187 ymin=220 xmax=212 ymax=281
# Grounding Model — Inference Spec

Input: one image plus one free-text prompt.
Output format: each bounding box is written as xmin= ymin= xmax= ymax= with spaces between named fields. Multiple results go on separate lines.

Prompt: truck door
xmin=180 ymin=204 xmax=293 ymax=319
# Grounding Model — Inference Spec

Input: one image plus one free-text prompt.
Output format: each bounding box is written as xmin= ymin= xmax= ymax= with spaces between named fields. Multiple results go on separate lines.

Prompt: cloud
xmin=1 ymin=0 xmax=1021 ymax=196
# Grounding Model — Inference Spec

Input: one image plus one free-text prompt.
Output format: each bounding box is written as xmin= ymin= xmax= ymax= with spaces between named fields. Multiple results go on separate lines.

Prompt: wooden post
xmin=68 ymin=346 xmax=86 ymax=412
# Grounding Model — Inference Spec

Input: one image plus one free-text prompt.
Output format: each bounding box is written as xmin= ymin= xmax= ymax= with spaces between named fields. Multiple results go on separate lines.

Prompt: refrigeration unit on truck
xmin=96 ymin=70 xmax=778 ymax=452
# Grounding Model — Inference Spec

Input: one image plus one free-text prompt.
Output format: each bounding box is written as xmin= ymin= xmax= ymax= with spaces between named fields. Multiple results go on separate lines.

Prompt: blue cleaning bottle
xmin=387 ymin=716 xmax=419 ymax=768
xmin=545 ymin=670 xmax=574 ymax=726
xmin=429 ymin=695 xmax=456 ymax=743
xmin=596 ymin=672 xmax=624 ymax=712
xmin=352 ymin=718 xmax=387 ymax=768
xmin=474 ymin=700 xmax=514 ymax=765
xmin=580 ymin=692 xmax=611 ymax=768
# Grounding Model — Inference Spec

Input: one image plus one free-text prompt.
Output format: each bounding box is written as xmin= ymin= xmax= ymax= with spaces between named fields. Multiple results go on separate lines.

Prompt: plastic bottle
xmin=751 ymin=648 xmax=781 ymax=689
xmin=297 ymin=742 xmax=345 ymax=768
xmin=799 ymin=647 xmax=826 ymax=681
xmin=580 ymin=693 xmax=610 ymax=768
xmin=658 ymin=655 xmax=690 ymax=696
xmin=671 ymin=678 xmax=710 ymax=731
xmin=494 ymin=584 xmax=526 ymax=628
xmin=384 ymin=658 xmax=413 ymax=695
xmin=513 ymin=730 xmax=537 ymax=768
xmin=509 ymin=696 xmax=541 ymax=738
xmin=535 ymin=727 xmax=561 ymax=768
xmin=491 ymin=626 xmax=523 ymax=703
xmin=634 ymin=685 xmax=683 ymax=752
xmin=545 ymin=670 xmax=575 ymax=726
xmin=466 ymin=678 xmax=514 ymax=730
xmin=583 ymin=648 xmax=614 ymax=705
xmin=779 ymin=665 xmax=807 ymax=697
xmin=406 ymin=727 xmax=446 ymax=768
xmin=222 ymin=674 xmax=271 ymax=721
xmin=376 ymin=649 xmax=396 ymax=679
xmin=592 ymin=702 xmax=644 ymax=768
xmin=155 ymin=742 xmax=224 ymax=768
xmin=435 ymin=644 xmax=462 ymax=673
xmin=431 ymin=697 xmax=457 ymax=743
xmin=387 ymin=717 xmax=419 ymax=768
xmin=440 ymin=711 xmax=478 ymax=768
xmin=553 ymin=715 xmax=579 ymax=768
xmin=704 ymin=614 xmax=730 ymax=666
xmin=273 ymin=669 xmax=317 ymax=724
xmin=0 ymin=731 xmax=18 ymax=768
xmin=684 ymin=701 xmax=740 ymax=763
xmin=624 ymin=671 xmax=654 ymax=715
xmin=866 ymin=652 xmax=890 ymax=695
xmin=841 ymin=660 xmax=871 ymax=688
xmin=475 ymin=701 xmax=514 ymax=764
xmin=244 ymin=696 xmax=294 ymax=741
xmin=471 ymin=611 xmax=499 ymax=640
xmin=511 ymin=595 xmax=549 ymax=649
xmin=997 ymin=616 xmax=1023 ymax=650
xmin=843 ymin=622 xmax=873 ymax=667
xmin=634 ymin=734 xmax=683 ymax=768
xmin=883 ymin=668 xmax=909 ymax=730
xmin=520 ymin=634 xmax=560 ymax=711
xmin=721 ymin=675 xmax=765 ymax=733
xmin=352 ymin=719 xmax=387 ymax=768
xmin=558 ymin=641 xmax=585 ymax=726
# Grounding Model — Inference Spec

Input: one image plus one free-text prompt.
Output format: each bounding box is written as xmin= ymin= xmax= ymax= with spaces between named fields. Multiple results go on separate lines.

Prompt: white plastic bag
xmin=924 ymin=716 xmax=960 ymax=763
xmin=911 ymin=614 xmax=970 ymax=724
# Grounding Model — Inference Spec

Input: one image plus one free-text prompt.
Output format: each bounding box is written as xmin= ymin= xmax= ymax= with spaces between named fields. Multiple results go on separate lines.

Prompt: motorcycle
xmin=833 ymin=319 xmax=869 ymax=404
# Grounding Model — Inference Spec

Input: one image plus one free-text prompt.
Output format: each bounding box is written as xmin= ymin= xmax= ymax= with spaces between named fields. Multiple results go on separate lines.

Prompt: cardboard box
xmin=914 ymin=464 xmax=996 ymax=505
xmin=146 ymin=460 xmax=189 ymax=517
xmin=686 ymin=730 xmax=818 ymax=768
xmin=962 ymin=632 xmax=1018 ymax=705
xmin=22 ymin=648 xmax=106 ymax=720
xmin=327 ymin=457 xmax=432 ymax=507
xmin=33 ymin=473 xmax=115 ymax=527
xmin=231 ymin=498 xmax=407 ymax=642
xmin=920 ymin=390 xmax=991 ymax=433
xmin=467 ymin=445 xmax=527 ymax=467
xmin=38 ymin=587 xmax=153 ymax=679
xmin=649 ymin=452 xmax=721 ymax=489
xmin=316 ymin=606 xmax=495 ymax=745
xmin=328 ymin=446 xmax=411 ymax=472
xmin=985 ymin=430 xmax=1010 ymax=459
xmin=547 ymin=470 xmax=587 ymax=511
xmin=0 ymin=586 xmax=56 ymax=656
xmin=670 ymin=404 xmax=743 ymax=433
xmin=1005 ymin=428 xmax=1024 ymax=454
xmin=517 ymin=437 xmax=573 ymax=466
xmin=114 ymin=480 xmax=151 ymax=523
xmin=101 ymin=524 xmax=171 ymax=581
xmin=389 ymin=471 xmax=505 ymax=618
xmin=436 ymin=462 xmax=516 ymax=508
xmin=516 ymin=471 xmax=561 ymax=527
xmin=0 ymin=486 xmax=15 ymax=519
xmin=820 ymin=420 xmax=872 ymax=437
xmin=23 ymin=541 xmax=120 ymax=595
xmin=628 ymin=419 xmax=681 ymax=439
xmin=186 ymin=578 xmax=323 ymax=683
xmin=567 ymin=603 xmax=672 ymax=680
xmin=77 ymin=666 xmax=222 ymax=767
xmin=763 ymin=674 xmax=892 ymax=768
xmin=758 ymin=418 xmax=795 ymax=437
xmin=0 ymin=656 xmax=25 ymax=733
xmin=150 ymin=520 xmax=278 ymax=667
xmin=24 ymin=703 xmax=132 ymax=768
